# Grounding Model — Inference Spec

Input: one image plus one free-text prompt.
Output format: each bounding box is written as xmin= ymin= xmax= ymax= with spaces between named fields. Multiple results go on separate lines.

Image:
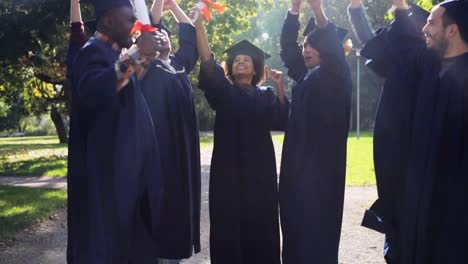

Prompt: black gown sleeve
xmin=198 ymin=55 xmax=231 ymax=110
xmin=72 ymin=44 xmax=119 ymax=113
xmin=280 ymin=11 xmax=308 ymax=82
xmin=173 ymin=23 xmax=199 ymax=74
xmin=361 ymin=9 xmax=427 ymax=78
xmin=347 ymin=4 xmax=376 ymax=45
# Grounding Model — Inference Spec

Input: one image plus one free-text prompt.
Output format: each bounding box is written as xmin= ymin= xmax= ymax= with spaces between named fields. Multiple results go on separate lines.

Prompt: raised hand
xmin=269 ymin=69 xmax=286 ymax=104
xmin=393 ymin=0 xmax=409 ymax=9
xmin=163 ymin=0 xmax=176 ymax=11
xmin=269 ymin=69 xmax=283 ymax=86
xmin=291 ymin=0 xmax=302 ymax=13
xmin=349 ymin=0 xmax=362 ymax=8
xmin=137 ymin=31 xmax=167 ymax=59
xmin=307 ymin=0 xmax=322 ymax=10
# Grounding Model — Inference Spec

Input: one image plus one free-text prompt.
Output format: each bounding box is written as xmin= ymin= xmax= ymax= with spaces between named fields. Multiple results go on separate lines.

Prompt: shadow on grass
xmin=0 ymin=144 xmax=66 ymax=156
xmin=0 ymin=186 xmax=67 ymax=240
xmin=0 ymin=156 xmax=67 ymax=177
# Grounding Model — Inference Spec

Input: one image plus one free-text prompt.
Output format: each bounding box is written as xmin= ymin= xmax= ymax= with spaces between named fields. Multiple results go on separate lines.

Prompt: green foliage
xmin=0 ymin=186 xmax=67 ymax=240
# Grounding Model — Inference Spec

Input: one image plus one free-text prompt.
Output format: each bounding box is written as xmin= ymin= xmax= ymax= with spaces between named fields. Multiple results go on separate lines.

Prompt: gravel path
xmin=0 ymin=141 xmax=385 ymax=264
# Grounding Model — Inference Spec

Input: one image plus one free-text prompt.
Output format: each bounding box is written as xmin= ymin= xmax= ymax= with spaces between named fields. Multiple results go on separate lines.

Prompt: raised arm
xmin=280 ymin=0 xmax=308 ymax=82
xmin=67 ymin=0 xmax=86 ymax=79
xmin=150 ymin=0 xmax=164 ymax=25
xmin=347 ymin=0 xmax=375 ymax=44
xmin=194 ymin=13 xmax=230 ymax=110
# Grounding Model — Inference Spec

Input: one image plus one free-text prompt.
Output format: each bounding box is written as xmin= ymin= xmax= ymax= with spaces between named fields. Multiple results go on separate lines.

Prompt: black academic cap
xmin=80 ymin=0 xmax=133 ymax=20
xmin=224 ymin=40 xmax=271 ymax=60
xmin=440 ymin=0 xmax=468 ymax=31
xmin=407 ymin=2 xmax=430 ymax=30
xmin=303 ymin=17 xmax=348 ymax=42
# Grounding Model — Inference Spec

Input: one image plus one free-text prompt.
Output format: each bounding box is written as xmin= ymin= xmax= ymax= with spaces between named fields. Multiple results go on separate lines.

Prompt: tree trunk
xmin=50 ymin=105 xmax=68 ymax=144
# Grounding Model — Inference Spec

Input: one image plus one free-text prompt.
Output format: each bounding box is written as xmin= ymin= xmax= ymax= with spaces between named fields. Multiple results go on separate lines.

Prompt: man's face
xmin=158 ymin=30 xmax=172 ymax=60
xmin=422 ymin=6 xmax=449 ymax=55
xmin=302 ymin=38 xmax=320 ymax=69
xmin=108 ymin=6 xmax=137 ymax=48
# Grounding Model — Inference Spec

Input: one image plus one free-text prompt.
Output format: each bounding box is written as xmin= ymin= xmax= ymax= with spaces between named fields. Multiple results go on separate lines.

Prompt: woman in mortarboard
xmin=193 ymin=12 xmax=289 ymax=264
xmin=278 ymin=0 xmax=352 ymax=263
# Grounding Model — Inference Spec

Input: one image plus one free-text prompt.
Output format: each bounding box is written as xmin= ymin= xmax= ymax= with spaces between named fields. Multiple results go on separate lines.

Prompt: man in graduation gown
xmin=67 ymin=1 xmax=165 ymax=262
xmin=358 ymin=0 xmax=468 ymax=263
xmin=139 ymin=0 xmax=201 ymax=263
xmin=279 ymin=0 xmax=352 ymax=263
xmin=347 ymin=1 xmax=430 ymax=262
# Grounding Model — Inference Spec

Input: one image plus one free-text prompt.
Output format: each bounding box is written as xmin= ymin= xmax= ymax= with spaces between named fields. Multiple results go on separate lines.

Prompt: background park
xmin=0 ymin=0 xmax=438 ymax=263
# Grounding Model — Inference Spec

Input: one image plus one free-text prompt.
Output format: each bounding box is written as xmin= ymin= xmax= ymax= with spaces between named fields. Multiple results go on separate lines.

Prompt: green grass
xmin=0 ymin=135 xmax=216 ymax=177
xmin=0 ymin=136 xmax=67 ymax=177
xmin=199 ymin=135 xmax=213 ymax=148
xmin=1 ymin=134 xmax=376 ymax=186
xmin=273 ymin=132 xmax=376 ymax=186
xmin=0 ymin=185 xmax=67 ymax=240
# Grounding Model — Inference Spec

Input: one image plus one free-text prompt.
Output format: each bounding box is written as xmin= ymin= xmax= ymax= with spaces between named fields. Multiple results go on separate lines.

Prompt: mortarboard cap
xmin=303 ymin=17 xmax=348 ymax=42
xmin=224 ymin=40 xmax=271 ymax=60
xmin=80 ymin=0 xmax=133 ymax=20
xmin=305 ymin=20 xmax=349 ymax=49
xmin=440 ymin=0 xmax=468 ymax=31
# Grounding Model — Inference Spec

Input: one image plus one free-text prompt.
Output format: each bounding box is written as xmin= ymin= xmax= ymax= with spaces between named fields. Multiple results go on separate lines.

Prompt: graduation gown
xmin=279 ymin=12 xmax=352 ymax=264
xmin=198 ymin=57 xmax=289 ymax=264
xmin=424 ymin=53 xmax=468 ymax=264
xmin=362 ymin=10 xmax=468 ymax=264
xmin=139 ymin=23 xmax=201 ymax=259
xmin=357 ymin=10 xmax=432 ymax=262
xmin=68 ymin=38 xmax=163 ymax=264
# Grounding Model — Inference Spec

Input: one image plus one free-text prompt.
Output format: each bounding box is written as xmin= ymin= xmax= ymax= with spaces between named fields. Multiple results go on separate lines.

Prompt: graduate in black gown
xmin=347 ymin=1 xmax=430 ymax=262
xmin=404 ymin=1 xmax=468 ymax=263
xmin=67 ymin=1 xmax=165 ymax=262
xmin=279 ymin=0 xmax=352 ymax=263
xmin=138 ymin=0 xmax=200 ymax=263
xmin=359 ymin=0 xmax=468 ymax=263
xmin=194 ymin=15 xmax=289 ymax=264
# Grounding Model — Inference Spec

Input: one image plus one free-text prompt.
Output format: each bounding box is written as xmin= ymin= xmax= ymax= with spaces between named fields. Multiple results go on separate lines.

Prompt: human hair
xmin=223 ymin=54 xmax=267 ymax=86
xmin=442 ymin=10 xmax=468 ymax=44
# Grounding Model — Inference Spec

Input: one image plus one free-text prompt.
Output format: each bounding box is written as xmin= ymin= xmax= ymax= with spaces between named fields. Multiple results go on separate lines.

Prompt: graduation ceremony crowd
xmin=65 ymin=0 xmax=468 ymax=262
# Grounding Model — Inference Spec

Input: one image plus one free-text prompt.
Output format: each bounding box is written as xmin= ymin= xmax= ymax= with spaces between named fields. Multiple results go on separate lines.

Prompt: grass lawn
xmin=0 ymin=185 xmax=67 ymax=240
xmin=0 ymin=136 xmax=67 ymax=177
xmin=273 ymin=132 xmax=376 ymax=186
xmin=0 ymin=135 xmax=216 ymax=177
xmin=0 ymin=134 xmax=375 ymax=186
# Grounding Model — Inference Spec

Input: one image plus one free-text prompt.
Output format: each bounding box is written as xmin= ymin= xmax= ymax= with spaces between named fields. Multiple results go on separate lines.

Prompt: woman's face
xmin=232 ymin=54 xmax=255 ymax=78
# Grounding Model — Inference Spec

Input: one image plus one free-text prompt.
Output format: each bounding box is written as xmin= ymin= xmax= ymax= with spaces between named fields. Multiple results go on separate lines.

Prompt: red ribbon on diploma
xmin=199 ymin=0 xmax=225 ymax=22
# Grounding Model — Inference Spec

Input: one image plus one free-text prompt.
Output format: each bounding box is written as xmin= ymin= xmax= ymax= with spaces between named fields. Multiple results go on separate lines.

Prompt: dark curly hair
xmin=223 ymin=54 xmax=267 ymax=86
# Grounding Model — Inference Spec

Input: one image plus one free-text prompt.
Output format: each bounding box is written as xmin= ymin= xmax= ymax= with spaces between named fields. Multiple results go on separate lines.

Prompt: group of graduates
xmin=65 ymin=0 xmax=468 ymax=263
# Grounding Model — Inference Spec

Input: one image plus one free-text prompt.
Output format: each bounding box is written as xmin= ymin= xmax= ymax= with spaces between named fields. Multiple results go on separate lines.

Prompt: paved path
xmin=0 ymin=142 xmax=385 ymax=264
xmin=0 ymin=176 xmax=67 ymax=189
